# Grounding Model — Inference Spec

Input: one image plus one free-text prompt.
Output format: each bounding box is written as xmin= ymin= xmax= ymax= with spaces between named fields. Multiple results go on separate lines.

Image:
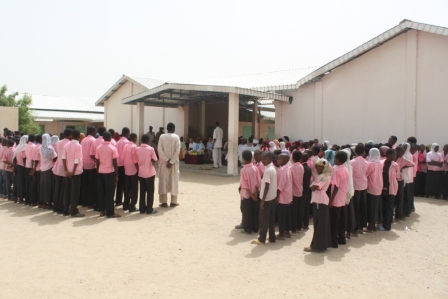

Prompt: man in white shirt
xmin=212 ymin=121 xmax=223 ymax=168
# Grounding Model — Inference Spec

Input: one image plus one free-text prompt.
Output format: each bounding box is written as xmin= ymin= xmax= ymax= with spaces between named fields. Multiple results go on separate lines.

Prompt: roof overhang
xmin=121 ymin=83 xmax=291 ymax=108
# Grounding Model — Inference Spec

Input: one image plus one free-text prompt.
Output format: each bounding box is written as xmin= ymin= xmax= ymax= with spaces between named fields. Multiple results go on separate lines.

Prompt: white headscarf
xmin=51 ymin=135 xmax=59 ymax=145
xmin=279 ymin=142 xmax=286 ymax=150
xmin=368 ymin=148 xmax=381 ymax=163
xmin=269 ymin=141 xmax=276 ymax=152
xmin=41 ymin=134 xmax=56 ymax=161
xmin=427 ymin=143 xmax=441 ymax=162
xmin=401 ymin=142 xmax=413 ymax=186
xmin=324 ymin=140 xmax=331 ymax=149
xmin=13 ymin=135 xmax=28 ymax=159
xmin=342 ymin=149 xmax=354 ymax=205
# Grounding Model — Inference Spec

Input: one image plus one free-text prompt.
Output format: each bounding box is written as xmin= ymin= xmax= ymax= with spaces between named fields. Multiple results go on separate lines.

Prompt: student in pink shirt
xmin=24 ymin=134 xmax=36 ymax=205
xmin=301 ymin=153 xmax=312 ymax=230
xmin=350 ymin=144 xmax=369 ymax=234
xmin=415 ymin=144 xmax=427 ymax=197
xmin=96 ymin=131 xmax=120 ymax=218
xmin=0 ymin=139 xmax=6 ymax=198
xmin=407 ymin=143 xmax=419 ymax=213
xmin=441 ymin=144 xmax=448 ymax=200
xmin=29 ymin=135 xmax=42 ymax=207
xmin=365 ymin=148 xmax=383 ymax=232
xmin=3 ymin=139 xmax=15 ymax=201
xmin=304 ymin=158 xmax=332 ymax=253
xmin=62 ymin=130 xmax=84 ymax=217
xmin=379 ymin=149 xmax=400 ymax=231
xmin=329 ymin=151 xmax=349 ymax=248
xmin=122 ymin=133 xmax=139 ymax=212
xmin=115 ymin=127 xmax=130 ymax=207
xmin=53 ymin=129 xmax=72 ymax=214
xmin=239 ymin=150 xmax=261 ymax=234
xmin=395 ymin=146 xmax=415 ymax=219
xmin=90 ymin=126 xmax=106 ymax=210
xmin=290 ymin=150 xmax=304 ymax=233
xmin=14 ymin=135 xmax=28 ymax=203
xmin=388 ymin=135 xmax=398 ymax=149
xmin=276 ymin=154 xmax=293 ymax=240
xmin=425 ymin=143 xmax=443 ymax=199
xmin=80 ymin=127 xmax=97 ymax=208
xmin=40 ymin=134 xmax=57 ymax=209
xmin=136 ymin=134 xmax=158 ymax=215
xmin=253 ymin=149 xmax=265 ymax=179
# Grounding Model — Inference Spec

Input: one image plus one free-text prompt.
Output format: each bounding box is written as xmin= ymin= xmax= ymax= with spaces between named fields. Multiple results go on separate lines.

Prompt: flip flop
xmin=251 ymin=239 xmax=264 ymax=245
xmin=159 ymin=203 xmax=168 ymax=208
xmin=108 ymin=213 xmax=121 ymax=218
xmin=170 ymin=203 xmax=179 ymax=207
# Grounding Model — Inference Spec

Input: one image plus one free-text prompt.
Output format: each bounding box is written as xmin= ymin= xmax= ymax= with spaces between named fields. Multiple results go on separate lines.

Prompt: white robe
xmin=158 ymin=133 xmax=181 ymax=196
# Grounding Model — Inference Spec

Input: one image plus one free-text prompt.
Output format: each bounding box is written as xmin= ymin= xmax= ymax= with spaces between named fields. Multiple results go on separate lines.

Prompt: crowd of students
xmin=237 ymin=135 xmax=448 ymax=252
xmin=0 ymin=124 xmax=181 ymax=218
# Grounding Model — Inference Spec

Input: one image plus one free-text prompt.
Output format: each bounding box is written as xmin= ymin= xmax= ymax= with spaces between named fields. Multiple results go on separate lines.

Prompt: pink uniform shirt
xmin=16 ymin=151 xmax=25 ymax=167
xmin=290 ymin=162 xmax=304 ymax=197
xmin=89 ymin=136 xmax=104 ymax=157
xmin=307 ymin=156 xmax=318 ymax=181
xmin=53 ymin=139 xmax=71 ymax=176
xmin=63 ymin=140 xmax=83 ymax=175
xmin=81 ymin=135 xmax=96 ymax=170
xmin=136 ymin=144 xmax=157 ymax=178
xmin=412 ymin=151 xmax=419 ymax=177
xmin=95 ymin=142 xmax=118 ymax=174
xmin=0 ymin=146 xmax=5 ymax=170
xmin=277 ymin=164 xmax=293 ymax=205
xmin=366 ymin=162 xmax=383 ymax=196
xmin=240 ymin=164 xmax=261 ymax=199
xmin=350 ymin=156 xmax=369 ymax=191
xmin=382 ymin=160 xmax=399 ymax=196
xmin=310 ymin=175 xmax=331 ymax=205
xmin=426 ymin=152 xmax=443 ymax=171
xmin=24 ymin=142 xmax=36 ymax=168
xmin=33 ymin=144 xmax=42 ymax=171
xmin=123 ymin=143 xmax=138 ymax=176
xmin=2 ymin=147 xmax=14 ymax=172
xmin=396 ymin=157 xmax=415 ymax=181
xmin=254 ymin=161 xmax=265 ymax=179
xmin=116 ymin=137 xmax=130 ymax=167
xmin=40 ymin=150 xmax=57 ymax=172
xmin=331 ymin=164 xmax=349 ymax=207
xmin=442 ymin=153 xmax=448 ymax=172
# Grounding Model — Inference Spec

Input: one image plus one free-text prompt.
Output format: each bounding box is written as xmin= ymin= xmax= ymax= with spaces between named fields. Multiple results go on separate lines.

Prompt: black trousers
xmin=277 ymin=203 xmax=291 ymax=235
xmin=395 ymin=180 xmax=405 ymax=218
xmin=5 ymin=171 xmax=13 ymax=200
xmin=330 ymin=206 xmax=346 ymax=247
xmin=425 ymin=170 xmax=442 ymax=198
xmin=415 ymin=171 xmax=426 ymax=197
xmin=24 ymin=167 xmax=32 ymax=204
xmin=139 ymin=176 xmax=155 ymax=213
xmin=40 ymin=170 xmax=53 ymax=204
xmin=30 ymin=171 xmax=41 ymax=204
xmin=123 ymin=174 xmax=138 ymax=210
xmin=295 ymin=196 xmax=306 ymax=231
xmin=303 ymin=190 xmax=311 ymax=228
xmin=403 ymin=183 xmax=413 ymax=215
xmin=53 ymin=175 xmax=65 ymax=212
xmin=291 ymin=196 xmax=301 ymax=232
xmin=115 ymin=166 xmax=125 ymax=205
xmin=346 ymin=199 xmax=356 ymax=234
xmin=382 ymin=194 xmax=395 ymax=230
xmin=81 ymin=168 xmax=96 ymax=206
xmin=16 ymin=165 xmax=26 ymax=200
xmin=64 ymin=175 xmax=81 ymax=215
xmin=241 ymin=198 xmax=259 ymax=233
xmin=353 ymin=189 xmax=367 ymax=231
xmin=258 ymin=200 xmax=276 ymax=243
xmin=98 ymin=173 xmax=115 ymax=217
xmin=442 ymin=171 xmax=448 ymax=199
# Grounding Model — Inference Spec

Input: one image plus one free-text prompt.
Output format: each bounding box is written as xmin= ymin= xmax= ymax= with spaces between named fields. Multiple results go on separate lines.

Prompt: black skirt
xmin=310 ymin=203 xmax=331 ymax=251
xmin=40 ymin=169 xmax=53 ymax=203
xmin=425 ymin=170 xmax=442 ymax=197
xmin=367 ymin=193 xmax=380 ymax=223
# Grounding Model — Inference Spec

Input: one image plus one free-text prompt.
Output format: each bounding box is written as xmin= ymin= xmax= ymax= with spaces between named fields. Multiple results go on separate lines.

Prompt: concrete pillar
xmin=137 ymin=102 xmax=145 ymax=142
xmin=405 ymin=30 xmax=418 ymax=139
xmin=103 ymin=100 xmax=108 ymax=128
xmin=183 ymin=105 xmax=189 ymax=139
xmin=200 ymin=101 xmax=205 ymax=138
xmin=273 ymin=101 xmax=282 ymax=139
xmin=314 ymin=81 xmax=323 ymax=141
xmin=228 ymin=93 xmax=239 ymax=176
xmin=252 ymin=102 xmax=259 ymax=139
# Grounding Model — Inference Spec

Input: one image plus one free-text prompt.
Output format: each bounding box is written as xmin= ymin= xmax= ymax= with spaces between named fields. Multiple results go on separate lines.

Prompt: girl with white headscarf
xmin=51 ymin=135 xmax=59 ymax=151
xmin=366 ymin=148 xmax=382 ymax=232
xmin=269 ymin=141 xmax=276 ymax=153
xmin=40 ymin=134 xmax=57 ymax=207
xmin=304 ymin=158 xmax=332 ymax=253
xmin=342 ymin=148 xmax=357 ymax=237
xmin=279 ymin=142 xmax=290 ymax=156
xmin=13 ymin=135 xmax=28 ymax=202
xmin=425 ymin=143 xmax=443 ymax=198
xmin=402 ymin=143 xmax=413 ymax=186
xmin=13 ymin=135 xmax=28 ymax=159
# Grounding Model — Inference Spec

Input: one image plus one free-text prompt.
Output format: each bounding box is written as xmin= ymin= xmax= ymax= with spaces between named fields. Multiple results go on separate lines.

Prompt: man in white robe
xmin=212 ymin=121 xmax=223 ymax=168
xmin=158 ymin=122 xmax=181 ymax=207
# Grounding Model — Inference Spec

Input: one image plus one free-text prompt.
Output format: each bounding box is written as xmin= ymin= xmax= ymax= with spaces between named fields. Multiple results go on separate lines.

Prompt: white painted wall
xmin=277 ymin=30 xmax=448 ymax=146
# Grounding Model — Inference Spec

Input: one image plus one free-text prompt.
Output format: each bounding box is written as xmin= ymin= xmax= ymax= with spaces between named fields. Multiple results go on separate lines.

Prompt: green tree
xmin=0 ymin=85 xmax=41 ymax=134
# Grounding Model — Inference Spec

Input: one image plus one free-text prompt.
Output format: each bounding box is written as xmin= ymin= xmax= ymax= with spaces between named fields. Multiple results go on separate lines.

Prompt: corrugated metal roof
xmin=191 ymin=67 xmax=319 ymax=92
xmin=27 ymin=94 xmax=102 ymax=113
xmin=32 ymin=110 xmax=103 ymax=122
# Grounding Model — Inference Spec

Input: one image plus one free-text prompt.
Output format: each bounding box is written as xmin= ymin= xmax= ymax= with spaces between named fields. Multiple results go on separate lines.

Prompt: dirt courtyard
xmin=0 ymin=171 xmax=447 ymax=299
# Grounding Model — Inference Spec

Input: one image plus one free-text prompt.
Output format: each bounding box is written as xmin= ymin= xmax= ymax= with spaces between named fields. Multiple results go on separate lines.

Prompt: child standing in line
xmin=290 ymin=150 xmax=304 ymax=233
xmin=350 ymin=144 xmax=369 ymax=234
xmin=122 ymin=133 xmax=139 ymax=212
xmin=39 ymin=134 xmax=57 ymax=209
xmin=425 ymin=143 xmax=443 ymax=199
xmin=251 ymin=152 xmax=277 ymax=245
xmin=329 ymin=151 xmax=349 ymax=248
xmin=29 ymin=134 xmax=42 ymax=207
xmin=415 ymin=144 xmax=427 ymax=197
xmin=304 ymin=158 xmax=332 ymax=253
xmin=301 ymin=153 xmax=312 ymax=230
xmin=441 ymin=144 xmax=448 ymax=200
xmin=276 ymin=154 xmax=293 ymax=240
xmin=239 ymin=150 xmax=261 ymax=234
xmin=379 ymin=149 xmax=399 ymax=231
xmin=136 ymin=134 xmax=158 ymax=215
xmin=0 ymin=139 xmax=6 ymax=199
xmin=366 ymin=148 xmax=383 ymax=232
xmin=13 ymin=135 xmax=28 ymax=204
xmin=2 ymin=139 xmax=15 ymax=201
xmin=395 ymin=146 xmax=414 ymax=219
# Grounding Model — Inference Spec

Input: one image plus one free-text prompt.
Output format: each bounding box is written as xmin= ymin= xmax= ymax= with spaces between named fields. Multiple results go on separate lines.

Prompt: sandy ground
xmin=0 ymin=171 xmax=447 ymax=299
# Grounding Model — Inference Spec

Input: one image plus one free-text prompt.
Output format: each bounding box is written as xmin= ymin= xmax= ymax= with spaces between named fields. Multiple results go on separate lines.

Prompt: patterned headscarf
xmin=41 ymin=134 xmax=56 ymax=161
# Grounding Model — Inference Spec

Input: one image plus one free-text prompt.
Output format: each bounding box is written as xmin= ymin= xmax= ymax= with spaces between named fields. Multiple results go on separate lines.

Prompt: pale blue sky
xmin=1 ymin=0 xmax=447 ymax=99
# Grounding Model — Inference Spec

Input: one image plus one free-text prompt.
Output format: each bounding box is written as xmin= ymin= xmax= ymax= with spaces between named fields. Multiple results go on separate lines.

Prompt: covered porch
xmin=121 ymin=83 xmax=290 ymax=176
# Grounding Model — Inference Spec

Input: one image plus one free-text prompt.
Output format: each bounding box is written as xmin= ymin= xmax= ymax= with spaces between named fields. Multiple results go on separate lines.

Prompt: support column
xmin=228 ymin=93 xmax=239 ymax=176
xmin=182 ymin=105 xmax=189 ymax=139
xmin=103 ymin=100 xmax=108 ymax=128
xmin=314 ymin=81 xmax=323 ymax=141
xmin=252 ymin=102 xmax=259 ymax=139
xmin=200 ymin=101 xmax=205 ymax=138
xmin=273 ymin=101 xmax=282 ymax=139
xmin=405 ymin=30 xmax=418 ymax=139
xmin=137 ymin=102 xmax=145 ymax=144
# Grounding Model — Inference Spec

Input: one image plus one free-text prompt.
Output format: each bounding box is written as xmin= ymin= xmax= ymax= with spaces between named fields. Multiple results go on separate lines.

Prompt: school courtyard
xmin=0 ymin=171 xmax=447 ymax=299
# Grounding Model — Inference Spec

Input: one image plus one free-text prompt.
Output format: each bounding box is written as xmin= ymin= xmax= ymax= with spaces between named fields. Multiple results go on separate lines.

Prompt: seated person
xmin=188 ymin=137 xmax=205 ymax=155
xmin=205 ymin=137 xmax=213 ymax=163
xmin=179 ymin=137 xmax=187 ymax=160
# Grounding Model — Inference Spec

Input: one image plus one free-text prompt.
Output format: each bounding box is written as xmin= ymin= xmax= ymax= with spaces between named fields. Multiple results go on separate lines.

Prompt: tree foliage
xmin=0 ymin=85 xmax=41 ymax=134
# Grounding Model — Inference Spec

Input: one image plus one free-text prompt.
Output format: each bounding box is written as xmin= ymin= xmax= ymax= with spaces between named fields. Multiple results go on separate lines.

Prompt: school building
xmin=96 ymin=19 xmax=448 ymax=175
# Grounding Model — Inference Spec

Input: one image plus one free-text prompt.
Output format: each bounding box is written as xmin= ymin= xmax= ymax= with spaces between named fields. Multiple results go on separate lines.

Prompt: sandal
xmin=170 ymin=203 xmax=179 ymax=207
xmin=108 ymin=213 xmax=121 ymax=218
xmin=251 ymin=239 xmax=264 ymax=245
xmin=146 ymin=210 xmax=158 ymax=215
xmin=159 ymin=203 xmax=168 ymax=208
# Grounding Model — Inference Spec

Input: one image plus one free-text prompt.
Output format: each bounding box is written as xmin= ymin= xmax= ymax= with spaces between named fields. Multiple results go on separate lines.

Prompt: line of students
xmin=0 ymin=126 xmax=167 ymax=218
xmin=238 ymin=137 xmax=434 ymax=252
